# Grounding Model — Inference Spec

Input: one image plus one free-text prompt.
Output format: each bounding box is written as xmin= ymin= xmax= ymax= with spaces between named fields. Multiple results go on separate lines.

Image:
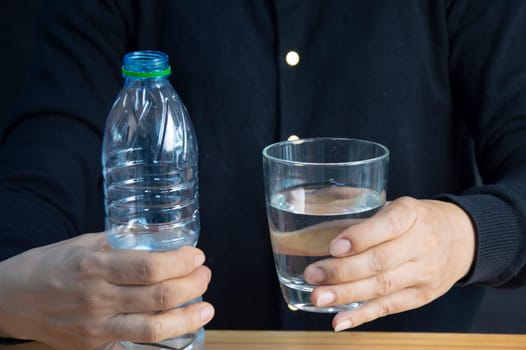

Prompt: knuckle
xmin=78 ymin=322 xmax=102 ymax=339
xmin=79 ymin=291 xmax=104 ymax=311
xmin=155 ymin=283 xmax=175 ymax=310
xmin=371 ymin=247 xmax=391 ymax=272
xmin=396 ymin=196 xmax=417 ymax=209
xmin=375 ymin=274 xmax=393 ymax=297
xmin=414 ymin=268 xmax=430 ymax=286
xmin=77 ymin=252 xmax=100 ymax=276
xmin=419 ymin=289 xmax=434 ymax=303
xmin=341 ymin=285 xmax=359 ymax=302
xmin=142 ymin=320 xmax=164 ymax=343
xmin=139 ymin=258 xmax=159 ymax=283
xmin=330 ymin=261 xmax=351 ymax=282
xmin=391 ymin=197 xmax=417 ymax=227
xmin=376 ymin=300 xmax=391 ymax=318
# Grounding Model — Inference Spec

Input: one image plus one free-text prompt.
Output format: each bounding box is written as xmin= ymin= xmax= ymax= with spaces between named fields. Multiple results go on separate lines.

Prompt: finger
xmin=331 ymin=287 xmax=426 ymax=331
xmin=310 ymin=261 xmax=421 ymax=307
xmin=329 ymin=197 xmax=417 ymax=257
xmin=107 ymin=301 xmax=215 ymax=344
xmin=115 ymin=265 xmax=212 ymax=313
xmin=305 ymin=231 xmax=419 ymax=284
xmin=99 ymin=246 xmax=206 ymax=285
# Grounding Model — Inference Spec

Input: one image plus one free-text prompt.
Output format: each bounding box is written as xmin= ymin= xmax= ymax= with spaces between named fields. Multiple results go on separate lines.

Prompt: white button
xmin=285 ymin=51 xmax=300 ymax=66
xmin=287 ymin=135 xmax=300 ymax=141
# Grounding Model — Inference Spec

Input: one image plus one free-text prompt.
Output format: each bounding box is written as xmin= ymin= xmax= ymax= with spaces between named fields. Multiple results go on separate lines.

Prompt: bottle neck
xmin=123 ymin=76 xmax=172 ymax=88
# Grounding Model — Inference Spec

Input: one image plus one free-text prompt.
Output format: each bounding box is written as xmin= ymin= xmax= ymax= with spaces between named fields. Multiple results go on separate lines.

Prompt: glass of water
xmin=263 ymin=137 xmax=389 ymax=313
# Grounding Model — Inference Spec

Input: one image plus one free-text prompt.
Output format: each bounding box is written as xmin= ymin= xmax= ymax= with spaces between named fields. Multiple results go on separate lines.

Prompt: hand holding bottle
xmin=0 ymin=233 xmax=214 ymax=350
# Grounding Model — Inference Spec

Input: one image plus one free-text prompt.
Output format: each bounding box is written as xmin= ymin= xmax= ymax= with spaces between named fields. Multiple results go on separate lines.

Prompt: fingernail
xmin=194 ymin=254 xmax=205 ymax=267
xmin=334 ymin=320 xmax=351 ymax=332
xmin=316 ymin=291 xmax=335 ymax=306
xmin=200 ymin=305 xmax=214 ymax=323
xmin=330 ymin=239 xmax=352 ymax=256
xmin=305 ymin=267 xmax=326 ymax=283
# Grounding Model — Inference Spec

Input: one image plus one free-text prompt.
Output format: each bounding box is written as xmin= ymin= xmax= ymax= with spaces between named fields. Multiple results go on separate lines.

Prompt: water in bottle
xmin=102 ymin=50 xmax=203 ymax=350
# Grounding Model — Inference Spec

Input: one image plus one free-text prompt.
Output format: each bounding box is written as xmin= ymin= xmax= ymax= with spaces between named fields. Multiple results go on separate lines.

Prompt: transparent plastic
xmin=102 ymin=50 xmax=203 ymax=350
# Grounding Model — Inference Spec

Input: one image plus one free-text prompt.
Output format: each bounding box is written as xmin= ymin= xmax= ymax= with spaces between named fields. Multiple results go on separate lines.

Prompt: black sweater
xmin=1 ymin=0 xmax=526 ymax=332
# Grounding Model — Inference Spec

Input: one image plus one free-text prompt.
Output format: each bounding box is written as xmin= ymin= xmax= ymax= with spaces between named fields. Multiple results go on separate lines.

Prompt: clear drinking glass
xmin=263 ymin=137 xmax=389 ymax=313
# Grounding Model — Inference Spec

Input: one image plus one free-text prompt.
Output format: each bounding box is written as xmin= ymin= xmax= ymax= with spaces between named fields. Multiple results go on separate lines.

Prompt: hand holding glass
xmin=263 ymin=138 xmax=389 ymax=313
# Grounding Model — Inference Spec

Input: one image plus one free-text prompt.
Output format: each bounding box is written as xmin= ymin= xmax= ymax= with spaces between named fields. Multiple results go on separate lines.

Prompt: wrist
xmin=436 ymin=200 xmax=477 ymax=280
xmin=0 ymin=256 xmax=30 ymax=342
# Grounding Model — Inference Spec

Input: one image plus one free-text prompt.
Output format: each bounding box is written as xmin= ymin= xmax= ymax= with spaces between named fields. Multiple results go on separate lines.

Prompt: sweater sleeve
xmin=441 ymin=0 xmax=526 ymax=287
xmin=0 ymin=0 xmax=133 ymax=261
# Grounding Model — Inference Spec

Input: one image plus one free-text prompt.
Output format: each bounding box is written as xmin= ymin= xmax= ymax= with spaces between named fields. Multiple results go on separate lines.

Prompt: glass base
xmin=280 ymin=282 xmax=364 ymax=313
xmin=120 ymin=328 xmax=204 ymax=350
xmin=288 ymin=301 xmax=365 ymax=313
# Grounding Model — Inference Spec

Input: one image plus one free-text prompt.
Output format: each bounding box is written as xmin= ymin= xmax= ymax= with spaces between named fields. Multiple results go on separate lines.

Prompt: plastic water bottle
xmin=102 ymin=50 xmax=203 ymax=350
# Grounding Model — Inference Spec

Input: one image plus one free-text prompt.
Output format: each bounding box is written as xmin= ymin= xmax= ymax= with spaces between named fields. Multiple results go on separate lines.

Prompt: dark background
xmin=1 ymin=0 xmax=525 ymax=334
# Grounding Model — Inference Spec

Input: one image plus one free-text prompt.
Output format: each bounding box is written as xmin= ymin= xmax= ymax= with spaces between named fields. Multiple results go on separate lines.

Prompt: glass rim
xmin=262 ymin=137 xmax=390 ymax=166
